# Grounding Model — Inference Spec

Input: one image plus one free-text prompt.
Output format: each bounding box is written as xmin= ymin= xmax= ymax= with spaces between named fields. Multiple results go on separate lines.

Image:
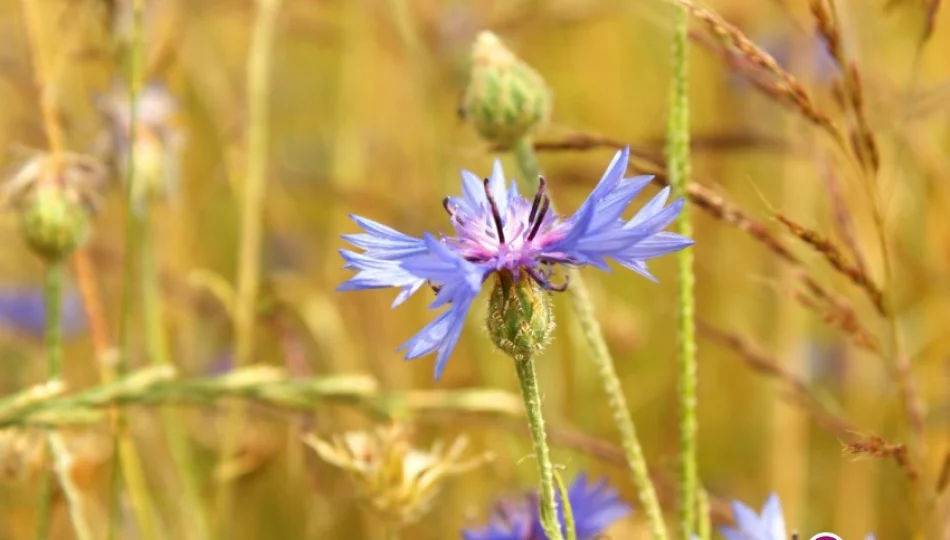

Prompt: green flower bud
xmin=486 ymin=270 xmax=554 ymax=360
xmin=463 ymin=31 xmax=551 ymax=146
xmin=4 ymin=153 xmax=105 ymax=264
xmin=20 ymin=182 xmax=91 ymax=263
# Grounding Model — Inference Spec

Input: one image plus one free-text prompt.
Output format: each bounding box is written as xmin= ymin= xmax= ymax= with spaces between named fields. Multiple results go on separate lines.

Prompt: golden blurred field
xmin=0 ymin=0 xmax=949 ymax=539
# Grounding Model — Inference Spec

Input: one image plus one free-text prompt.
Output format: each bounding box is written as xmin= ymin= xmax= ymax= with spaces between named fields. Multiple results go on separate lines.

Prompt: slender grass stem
xmin=110 ymin=0 xmax=162 ymax=537
xmin=141 ymin=210 xmax=210 ymax=540
xmin=696 ymin=487 xmax=711 ymax=540
xmin=553 ymin=471 xmax=577 ymax=540
xmin=666 ymin=4 xmax=697 ymax=539
xmin=35 ymin=261 xmax=63 ymax=540
xmin=513 ymin=137 xmax=668 ymax=539
xmin=19 ymin=0 xmax=65 ymax=155
xmin=215 ymin=0 xmax=281 ymax=535
xmin=49 ymin=432 xmax=96 ymax=540
xmin=513 ymin=355 xmax=563 ymax=540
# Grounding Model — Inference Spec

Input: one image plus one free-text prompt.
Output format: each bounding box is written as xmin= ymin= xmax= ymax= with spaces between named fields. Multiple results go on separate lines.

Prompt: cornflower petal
xmin=488 ymin=159 xmax=509 ymax=216
xmin=720 ymin=493 xmax=789 ymax=540
xmin=463 ymin=472 xmax=631 ymax=540
xmin=760 ymin=494 xmax=787 ymax=540
xmin=461 ymin=170 xmax=489 ymax=213
xmin=344 ymin=215 xmax=428 ymax=258
xmin=573 ymin=146 xmax=630 ymax=219
xmin=397 ymin=235 xmax=486 ymax=379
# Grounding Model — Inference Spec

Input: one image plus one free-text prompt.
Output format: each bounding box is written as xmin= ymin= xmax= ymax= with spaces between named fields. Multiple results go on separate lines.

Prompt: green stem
xmin=512 ymin=138 xmax=669 ymax=540
xmin=513 ymin=356 xmax=563 ymax=540
xmin=141 ymin=211 xmax=210 ymax=540
xmin=553 ymin=470 xmax=577 ymax=540
xmin=215 ymin=0 xmax=281 ymax=535
xmin=35 ymin=261 xmax=63 ymax=540
xmin=667 ymin=5 xmax=697 ymax=539
xmin=44 ymin=263 xmax=63 ymax=375
xmin=110 ymin=0 xmax=162 ymax=536
xmin=696 ymin=487 xmax=711 ymax=540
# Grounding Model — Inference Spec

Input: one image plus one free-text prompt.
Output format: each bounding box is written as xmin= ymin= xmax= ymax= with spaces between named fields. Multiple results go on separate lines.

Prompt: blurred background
xmin=0 ymin=0 xmax=949 ymax=538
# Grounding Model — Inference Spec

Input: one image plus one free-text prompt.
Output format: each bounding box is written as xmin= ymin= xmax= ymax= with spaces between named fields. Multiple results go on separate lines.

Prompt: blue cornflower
xmin=721 ymin=493 xmax=787 ymax=540
xmin=463 ymin=473 xmax=632 ymax=540
xmin=0 ymin=287 xmax=85 ymax=339
xmin=720 ymin=492 xmax=876 ymax=540
xmin=338 ymin=148 xmax=693 ymax=379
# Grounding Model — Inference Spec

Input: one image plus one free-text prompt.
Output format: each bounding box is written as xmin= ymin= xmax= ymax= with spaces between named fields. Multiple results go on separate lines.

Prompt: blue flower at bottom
xmin=721 ymin=492 xmax=787 ymax=540
xmin=463 ymin=473 xmax=632 ymax=540
xmin=720 ymin=492 xmax=875 ymax=540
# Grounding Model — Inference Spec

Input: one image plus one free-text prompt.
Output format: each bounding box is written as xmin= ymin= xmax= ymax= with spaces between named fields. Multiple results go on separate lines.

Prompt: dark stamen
xmin=483 ymin=177 xmax=506 ymax=244
xmin=527 ymin=196 xmax=550 ymax=241
xmin=526 ymin=266 xmax=569 ymax=292
xmin=427 ymin=280 xmax=442 ymax=294
xmin=442 ymin=197 xmax=454 ymax=216
xmin=527 ymin=176 xmax=547 ymax=225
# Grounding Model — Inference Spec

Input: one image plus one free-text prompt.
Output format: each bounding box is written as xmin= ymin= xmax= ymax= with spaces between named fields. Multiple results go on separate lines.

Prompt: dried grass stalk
xmin=820 ymin=160 xmax=868 ymax=274
xmin=844 ymin=433 xmax=918 ymax=481
xmin=810 ymin=0 xmax=880 ymax=172
xmin=698 ymin=321 xmax=855 ymax=440
xmin=776 ymin=213 xmax=886 ymax=314
xmin=677 ymin=0 xmax=843 ymax=145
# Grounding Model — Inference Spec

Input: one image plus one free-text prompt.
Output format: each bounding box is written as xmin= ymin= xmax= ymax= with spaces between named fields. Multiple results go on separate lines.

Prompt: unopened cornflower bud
xmin=305 ymin=424 xmax=490 ymax=526
xmin=3 ymin=152 xmax=106 ymax=263
xmin=486 ymin=269 xmax=554 ymax=360
xmin=463 ymin=31 xmax=551 ymax=146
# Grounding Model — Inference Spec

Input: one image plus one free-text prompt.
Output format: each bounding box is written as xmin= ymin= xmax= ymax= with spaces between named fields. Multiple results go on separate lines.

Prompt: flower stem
xmin=141 ymin=210 xmax=210 ymax=540
xmin=666 ymin=4 xmax=697 ymax=538
xmin=553 ymin=470 xmax=577 ymax=540
xmin=513 ymin=137 xmax=669 ymax=540
xmin=215 ymin=0 xmax=281 ymax=535
xmin=35 ymin=261 xmax=64 ymax=540
xmin=111 ymin=0 xmax=162 ymax=536
xmin=513 ymin=355 xmax=563 ymax=540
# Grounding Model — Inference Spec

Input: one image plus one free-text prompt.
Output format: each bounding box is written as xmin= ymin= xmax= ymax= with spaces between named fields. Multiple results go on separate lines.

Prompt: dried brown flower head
xmin=305 ymin=424 xmax=491 ymax=526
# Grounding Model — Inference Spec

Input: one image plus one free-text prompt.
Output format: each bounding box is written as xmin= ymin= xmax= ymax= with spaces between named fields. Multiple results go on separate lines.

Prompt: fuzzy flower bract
xmin=338 ymin=148 xmax=693 ymax=379
xmin=462 ymin=473 xmax=632 ymax=540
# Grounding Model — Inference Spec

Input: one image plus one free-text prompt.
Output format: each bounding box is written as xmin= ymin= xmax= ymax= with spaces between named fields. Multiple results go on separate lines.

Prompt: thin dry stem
xmin=678 ymin=0 xmax=844 ymax=146
xmin=70 ymin=251 xmax=112 ymax=364
xmin=19 ymin=0 xmax=67 ymax=154
xmin=520 ymin=134 xmax=879 ymax=354
xmin=793 ymin=290 xmax=880 ymax=354
xmin=820 ymin=159 xmax=869 ymax=275
xmin=844 ymin=433 xmax=919 ymax=482
xmin=810 ymin=0 xmax=880 ymax=173
xmin=698 ymin=321 xmax=855 ymax=440
xmin=776 ymin=212 xmax=886 ymax=314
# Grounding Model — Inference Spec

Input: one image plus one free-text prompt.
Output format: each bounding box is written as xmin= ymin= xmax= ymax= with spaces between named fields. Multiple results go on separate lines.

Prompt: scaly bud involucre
xmin=486 ymin=270 xmax=554 ymax=360
xmin=463 ymin=31 xmax=551 ymax=146
xmin=4 ymin=153 xmax=105 ymax=264
xmin=20 ymin=183 xmax=90 ymax=263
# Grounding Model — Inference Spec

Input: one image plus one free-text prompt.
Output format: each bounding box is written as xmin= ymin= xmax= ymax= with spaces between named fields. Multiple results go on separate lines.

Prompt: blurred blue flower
xmin=714 ymin=492 xmax=876 ymax=540
xmin=462 ymin=473 xmax=632 ymax=540
xmin=0 ymin=288 xmax=85 ymax=339
xmin=721 ymin=492 xmax=787 ymax=540
xmin=338 ymin=148 xmax=693 ymax=379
